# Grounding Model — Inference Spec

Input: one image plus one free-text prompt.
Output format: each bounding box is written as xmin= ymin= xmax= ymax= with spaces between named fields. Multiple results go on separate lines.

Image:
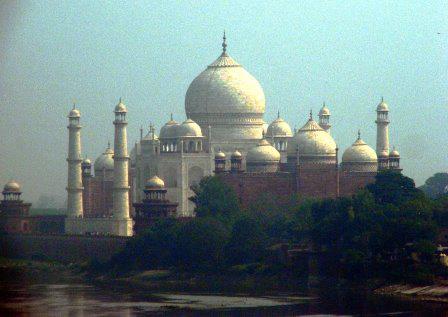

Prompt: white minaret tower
xmin=66 ymin=104 xmax=83 ymax=219
xmin=318 ymin=102 xmax=331 ymax=133
xmin=376 ymin=97 xmax=390 ymax=170
xmin=112 ymin=98 xmax=133 ymax=236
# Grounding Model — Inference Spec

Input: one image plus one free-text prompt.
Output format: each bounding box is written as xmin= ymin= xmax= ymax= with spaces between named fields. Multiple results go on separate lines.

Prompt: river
xmin=0 ymin=279 xmax=447 ymax=316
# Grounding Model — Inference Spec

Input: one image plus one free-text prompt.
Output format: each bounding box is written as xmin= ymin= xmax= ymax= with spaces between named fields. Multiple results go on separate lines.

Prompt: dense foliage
xmin=105 ymin=172 xmax=448 ymax=283
xmin=420 ymin=173 xmax=448 ymax=198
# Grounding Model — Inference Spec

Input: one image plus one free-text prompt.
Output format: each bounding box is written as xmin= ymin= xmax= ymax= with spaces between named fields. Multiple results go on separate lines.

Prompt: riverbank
xmin=0 ymin=257 xmax=81 ymax=283
xmin=91 ymin=268 xmax=313 ymax=294
xmin=375 ymin=283 xmax=448 ymax=304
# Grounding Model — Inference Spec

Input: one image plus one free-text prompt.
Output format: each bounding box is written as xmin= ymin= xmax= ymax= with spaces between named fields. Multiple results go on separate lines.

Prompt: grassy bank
xmin=0 ymin=257 xmax=81 ymax=283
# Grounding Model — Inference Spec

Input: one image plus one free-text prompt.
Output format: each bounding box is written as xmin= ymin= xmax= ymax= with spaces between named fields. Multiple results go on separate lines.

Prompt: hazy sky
xmin=1 ymin=1 xmax=447 ymax=206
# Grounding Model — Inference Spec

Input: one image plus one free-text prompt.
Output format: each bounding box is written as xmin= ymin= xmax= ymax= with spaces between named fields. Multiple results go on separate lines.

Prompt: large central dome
xmin=185 ymin=35 xmax=266 ymax=145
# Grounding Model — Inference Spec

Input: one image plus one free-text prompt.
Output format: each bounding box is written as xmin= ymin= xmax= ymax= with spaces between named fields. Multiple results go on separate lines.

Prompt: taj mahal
xmin=0 ymin=34 xmax=401 ymax=237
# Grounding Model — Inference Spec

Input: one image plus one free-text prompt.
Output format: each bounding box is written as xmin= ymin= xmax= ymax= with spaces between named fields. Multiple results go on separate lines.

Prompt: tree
xmin=225 ymin=214 xmax=268 ymax=266
xmin=366 ymin=170 xmax=424 ymax=206
xmin=189 ymin=176 xmax=240 ymax=219
xmin=420 ymin=173 xmax=448 ymax=198
xmin=174 ymin=218 xmax=230 ymax=272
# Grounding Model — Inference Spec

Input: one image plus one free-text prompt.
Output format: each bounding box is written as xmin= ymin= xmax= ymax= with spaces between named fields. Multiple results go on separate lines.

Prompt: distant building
xmin=0 ymin=181 xmax=64 ymax=234
xmin=133 ymin=175 xmax=178 ymax=234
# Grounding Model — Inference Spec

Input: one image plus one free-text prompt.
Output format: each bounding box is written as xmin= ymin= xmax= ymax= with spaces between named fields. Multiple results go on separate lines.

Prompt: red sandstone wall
xmin=220 ymin=173 xmax=296 ymax=209
xmin=339 ymin=172 xmax=376 ymax=197
xmin=0 ymin=233 xmax=129 ymax=263
xmin=297 ymin=168 xmax=339 ymax=199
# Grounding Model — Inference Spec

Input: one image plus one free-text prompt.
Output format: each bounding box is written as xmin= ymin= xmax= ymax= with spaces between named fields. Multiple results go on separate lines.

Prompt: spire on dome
xmin=107 ymin=141 xmax=111 ymax=149
xmin=277 ymin=109 xmax=280 ymax=119
xmin=358 ymin=129 xmax=361 ymax=140
xmin=309 ymin=109 xmax=313 ymax=120
xmin=170 ymin=113 xmax=173 ymax=121
xmin=222 ymin=30 xmax=227 ymax=54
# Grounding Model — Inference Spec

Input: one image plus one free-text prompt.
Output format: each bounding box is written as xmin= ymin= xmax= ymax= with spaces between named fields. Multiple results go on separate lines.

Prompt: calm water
xmin=0 ymin=280 xmax=447 ymax=316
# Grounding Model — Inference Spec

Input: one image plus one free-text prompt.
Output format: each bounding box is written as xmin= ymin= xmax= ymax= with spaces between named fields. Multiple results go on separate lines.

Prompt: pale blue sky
xmin=1 ymin=1 xmax=447 ymax=205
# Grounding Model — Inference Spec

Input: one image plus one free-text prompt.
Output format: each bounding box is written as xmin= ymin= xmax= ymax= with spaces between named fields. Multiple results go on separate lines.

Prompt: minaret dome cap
xmin=215 ymin=149 xmax=226 ymax=159
xmin=145 ymin=175 xmax=165 ymax=189
xmin=114 ymin=98 xmax=127 ymax=113
xmin=3 ymin=180 xmax=21 ymax=193
xmin=377 ymin=98 xmax=389 ymax=112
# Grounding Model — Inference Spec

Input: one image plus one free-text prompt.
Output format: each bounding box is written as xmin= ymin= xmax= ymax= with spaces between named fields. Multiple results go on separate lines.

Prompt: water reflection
xmin=0 ymin=281 xmax=446 ymax=316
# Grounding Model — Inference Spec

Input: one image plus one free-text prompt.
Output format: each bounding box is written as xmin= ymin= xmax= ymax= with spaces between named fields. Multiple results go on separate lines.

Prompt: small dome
xmin=142 ymin=130 xmax=159 ymax=141
xmin=215 ymin=150 xmax=226 ymax=159
xmin=94 ymin=145 xmax=114 ymax=171
xmin=319 ymin=103 xmax=330 ymax=116
xmin=267 ymin=115 xmax=293 ymax=137
xmin=159 ymin=116 xmax=180 ymax=139
xmin=377 ymin=98 xmax=389 ymax=112
xmin=291 ymin=117 xmax=337 ymax=158
xmin=68 ymin=107 xmax=80 ymax=118
xmin=342 ymin=137 xmax=377 ymax=163
xmin=3 ymin=180 xmax=21 ymax=193
xmin=378 ymin=149 xmax=389 ymax=158
xmin=247 ymin=139 xmax=280 ymax=163
xmin=231 ymin=149 xmax=242 ymax=158
xmin=390 ymin=148 xmax=400 ymax=157
xmin=82 ymin=158 xmax=91 ymax=165
xmin=115 ymin=98 xmax=127 ymax=113
xmin=177 ymin=118 xmax=203 ymax=137
xmin=145 ymin=175 xmax=165 ymax=189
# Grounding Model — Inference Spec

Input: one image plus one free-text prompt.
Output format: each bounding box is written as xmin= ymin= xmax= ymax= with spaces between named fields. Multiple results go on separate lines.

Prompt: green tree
xmin=174 ymin=217 xmax=230 ymax=272
xmin=366 ymin=170 xmax=424 ymax=206
xmin=225 ymin=214 xmax=268 ymax=266
xmin=189 ymin=176 xmax=240 ymax=220
xmin=420 ymin=173 xmax=448 ymax=198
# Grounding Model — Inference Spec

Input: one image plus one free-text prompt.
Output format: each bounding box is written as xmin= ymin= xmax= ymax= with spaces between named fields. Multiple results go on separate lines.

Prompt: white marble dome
xmin=292 ymin=117 xmax=337 ymax=159
xmin=267 ymin=116 xmax=293 ymax=137
xmin=378 ymin=149 xmax=389 ymax=158
xmin=377 ymin=99 xmax=389 ymax=112
xmin=390 ymin=148 xmax=400 ymax=157
xmin=145 ymin=175 xmax=165 ymax=189
xmin=185 ymin=53 xmax=265 ymax=116
xmin=3 ymin=180 xmax=21 ymax=193
xmin=247 ymin=139 xmax=280 ymax=163
xmin=94 ymin=146 xmax=114 ymax=171
xmin=177 ymin=119 xmax=203 ymax=137
xmin=342 ymin=137 xmax=377 ymax=163
xmin=215 ymin=149 xmax=226 ymax=159
xmin=231 ymin=149 xmax=242 ymax=158
xmin=68 ymin=108 xmax=80 ymax=118
xmin=185 ymin=37 xmax=265 ymax=142
xmin=159 ymin=117 xmax=180 ymax=139
xmin=115 ymin=98 xmax=127 ymax=112
xmin=319 ymin=104 xmax=330 ymax=116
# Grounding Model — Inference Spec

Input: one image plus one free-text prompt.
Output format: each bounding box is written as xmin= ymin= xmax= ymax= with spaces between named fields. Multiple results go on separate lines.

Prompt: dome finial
xmin=277 ymin=109 xmax=280 ymax=119
xmin=170 ymin=113 xmax=173 ymax=121
xmin=222 ymin=30 xmax=227 ymax=54
xmin=309 ymin=109 xmax=313 ymax=120
xmin=381 ymin=96 xmax=384 ymax=102
xmin=357 ymin=129 xmax=361 ymax=140
xmin=323 ymin=101 xmax=326 ymax=107
xmin=107 ymin=140 xmax=111 ymax=149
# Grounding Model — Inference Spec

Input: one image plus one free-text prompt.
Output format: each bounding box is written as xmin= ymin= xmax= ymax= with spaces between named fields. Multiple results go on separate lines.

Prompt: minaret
xmin=112 ymin=98 xmax=131 ymax=223
xmin=376 ymin=97 xmax=390 ymax=156
xmin=66 ymin=104 xmax=83 ymax=218
xmin=318 ymin=102 xmax=331 ymax=133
